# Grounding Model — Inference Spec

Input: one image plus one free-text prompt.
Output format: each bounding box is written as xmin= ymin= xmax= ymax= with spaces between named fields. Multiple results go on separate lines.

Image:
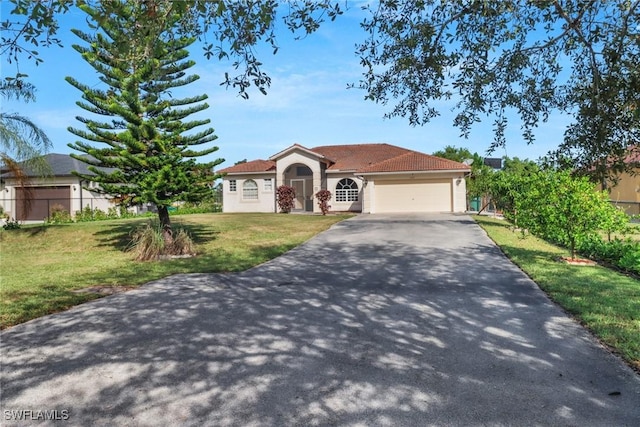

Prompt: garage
xmin=15 ymin=186 xmax=71 ymax=221
xmin=373 ymin=179 xmax=452 ymax=213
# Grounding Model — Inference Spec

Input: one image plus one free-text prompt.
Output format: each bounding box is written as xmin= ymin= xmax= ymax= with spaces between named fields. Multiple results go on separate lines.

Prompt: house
xmin=0 ymin=153 xmax=114 ymax=221
xmin=603 ymin=149 xmax=640 ymax=215
xmin=218 ymin=143 xmax=471 ymax=214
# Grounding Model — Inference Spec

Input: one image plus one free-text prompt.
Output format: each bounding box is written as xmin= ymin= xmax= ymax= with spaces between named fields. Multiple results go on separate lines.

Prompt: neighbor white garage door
xmin=374 ymin=179 xmax=452 ymax=213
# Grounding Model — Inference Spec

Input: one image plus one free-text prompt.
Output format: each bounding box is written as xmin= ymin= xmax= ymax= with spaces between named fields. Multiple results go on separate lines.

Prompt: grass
xmin=474 ymin=215 xmax=640 ymax=371
xmin=0 ymin=213 xmax=351 ymax=328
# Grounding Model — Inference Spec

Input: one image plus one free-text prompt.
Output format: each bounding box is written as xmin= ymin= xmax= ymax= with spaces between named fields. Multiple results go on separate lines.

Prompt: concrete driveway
xmin=1 ymin=214 xmax=639 ymax=426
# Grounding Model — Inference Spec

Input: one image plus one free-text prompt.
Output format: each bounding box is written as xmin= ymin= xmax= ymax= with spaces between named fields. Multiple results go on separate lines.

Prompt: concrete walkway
xmin=1 ymin=214 xmax=639 ymax=426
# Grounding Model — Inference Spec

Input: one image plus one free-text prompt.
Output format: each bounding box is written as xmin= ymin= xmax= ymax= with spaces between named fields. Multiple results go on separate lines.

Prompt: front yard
xmin=0 ymin=213 xmax=350 ymax=328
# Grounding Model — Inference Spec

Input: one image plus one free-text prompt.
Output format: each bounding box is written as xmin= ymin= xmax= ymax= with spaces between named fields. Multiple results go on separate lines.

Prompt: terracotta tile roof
xmin=218 ymin=159 xmax=275 ymax=174
xmin=357 ymin=151 xmax=471 ymax=173
xmin=623 ymin=146 xmax=639 ymax=164
xmin=310 ymin=143 xmax=412 ymax=171
xmin=218 ymin=143 xmax=470 ymax=176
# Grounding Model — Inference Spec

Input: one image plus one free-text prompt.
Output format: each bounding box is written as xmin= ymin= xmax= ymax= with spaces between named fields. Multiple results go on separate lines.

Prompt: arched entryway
xmin=283 ymin=163 xmax=314 ymax=212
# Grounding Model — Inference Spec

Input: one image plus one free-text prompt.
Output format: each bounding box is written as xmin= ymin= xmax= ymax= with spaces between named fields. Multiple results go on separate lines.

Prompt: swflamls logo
xmin=4 ymin=409 xmax=70 ymax=421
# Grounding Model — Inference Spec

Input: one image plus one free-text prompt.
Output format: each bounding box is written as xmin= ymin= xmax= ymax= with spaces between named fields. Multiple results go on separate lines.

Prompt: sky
xmin=1 ymin=3 xmax=571 ymax=170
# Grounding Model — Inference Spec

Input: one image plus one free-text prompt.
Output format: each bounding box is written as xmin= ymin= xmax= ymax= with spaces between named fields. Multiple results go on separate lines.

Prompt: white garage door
xmin=374 ymin=179 xmax=452 ymax=213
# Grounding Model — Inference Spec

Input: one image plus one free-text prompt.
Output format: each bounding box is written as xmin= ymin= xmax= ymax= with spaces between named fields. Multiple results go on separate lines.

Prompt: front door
xmin=291 ymin=179 xmax=305 ymax=210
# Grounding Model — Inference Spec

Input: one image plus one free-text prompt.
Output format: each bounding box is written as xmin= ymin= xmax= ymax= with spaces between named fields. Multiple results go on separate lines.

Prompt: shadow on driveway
xmin=2 ymin=214 xmax=639 ymax=426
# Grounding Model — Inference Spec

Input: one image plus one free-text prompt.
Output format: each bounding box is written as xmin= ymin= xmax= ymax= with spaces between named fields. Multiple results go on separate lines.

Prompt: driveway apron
xmin=1 ymin=213 xmax=639 ymax=426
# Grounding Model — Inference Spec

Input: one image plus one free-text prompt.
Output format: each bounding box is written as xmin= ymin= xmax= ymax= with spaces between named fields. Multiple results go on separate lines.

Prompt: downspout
xmin=79 ymin=179 xmax=83 ymax=212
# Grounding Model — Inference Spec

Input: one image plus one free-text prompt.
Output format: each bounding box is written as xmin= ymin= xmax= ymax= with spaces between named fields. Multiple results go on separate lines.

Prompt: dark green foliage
xmin=356 ymin=1 xmax=640 ymax=184
xmin=66 ymin=1 xmax=223 ymax=245
xmin=315 ymin=189 xmax=332 ymax=215
xmin=2 ymin=218 xmax=21 ymax=230
xmin=276 ymin=185 xmax=296 ymax=213
xmin=577 ymin=235 xmax=640 ymax=275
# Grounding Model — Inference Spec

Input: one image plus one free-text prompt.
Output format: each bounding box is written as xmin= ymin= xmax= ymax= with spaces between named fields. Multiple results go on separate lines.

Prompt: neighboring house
xmin=0 ymin=153 xmax=114 ymax=221
xmin=604 ymin=150 xmax=640 ymax=216
xmin=218 ymin=143 xmax=471 ymax=214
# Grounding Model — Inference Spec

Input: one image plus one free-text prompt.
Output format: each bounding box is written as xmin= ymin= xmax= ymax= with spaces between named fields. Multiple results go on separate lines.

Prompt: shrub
xmin=2 ymin=218 xmax=21 ymax=230
xmin=48 ymin=204 xmax=73 ymax=224
xmin=315 ymin=189 xmax=332 ymax=215
xmin=171 ymin=201 xmax=222 ymax=214
xmin=276 ymin=185 xmax=296 ymax=213
xmin=128 ymin=221 xmax=196 ymax=261
xmin=618 ymin=247 xmax=640 ymax=274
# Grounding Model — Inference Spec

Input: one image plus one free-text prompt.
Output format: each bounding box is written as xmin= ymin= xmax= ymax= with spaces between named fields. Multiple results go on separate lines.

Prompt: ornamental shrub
xmin=276 ymin=185 xmax=296 ymax=213
xmin=128 ymin=221 xmax=196 ymax=261
xmin=315 ymin=190 xmax=332 ymax=215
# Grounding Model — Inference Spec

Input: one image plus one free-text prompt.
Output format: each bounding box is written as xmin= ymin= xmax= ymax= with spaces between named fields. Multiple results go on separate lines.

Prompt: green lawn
xmin=0 ymin=213 xmax=350 ymax=328
xmin=474 ymin=215 xmax=640 ymax=371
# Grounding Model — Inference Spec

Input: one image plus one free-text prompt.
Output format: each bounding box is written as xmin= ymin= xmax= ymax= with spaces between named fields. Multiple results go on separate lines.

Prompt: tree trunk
xmin=157 ymin=205 xmax=173 ymax=246
xmin=570 ymin=237 xmax=576 ymax=260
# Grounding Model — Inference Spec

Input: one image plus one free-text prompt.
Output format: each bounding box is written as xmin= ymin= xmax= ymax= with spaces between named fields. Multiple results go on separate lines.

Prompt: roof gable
xmin=269 ymin=143 xmax=327 ymax=162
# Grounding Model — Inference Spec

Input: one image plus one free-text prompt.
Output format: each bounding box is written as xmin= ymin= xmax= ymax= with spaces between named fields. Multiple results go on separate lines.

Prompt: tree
xmin=356 ymin=1 xmax=640 ymax=184
xmin=66 ymin=1 xmax=222 ymax=244
xmin=0 ymin=80 xmax=52 ymax=219
xmin=432 ymin=145 xmax=492 ymax=200
xmin=516 ymin=170 xmax=628 ymax=259
xmin=1 ymin=0 xmax=343 ymax=99
xmin=488 ymin=159 xmax=539 ymax=227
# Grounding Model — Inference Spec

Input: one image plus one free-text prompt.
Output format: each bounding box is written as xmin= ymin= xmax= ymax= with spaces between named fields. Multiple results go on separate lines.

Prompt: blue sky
xmin=2 ymin=3 xmax=571 ymax=169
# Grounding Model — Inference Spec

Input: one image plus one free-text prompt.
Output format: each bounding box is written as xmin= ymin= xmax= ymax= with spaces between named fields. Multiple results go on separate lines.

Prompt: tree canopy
xmin=357 ymin=0 xmax=640 ymax=182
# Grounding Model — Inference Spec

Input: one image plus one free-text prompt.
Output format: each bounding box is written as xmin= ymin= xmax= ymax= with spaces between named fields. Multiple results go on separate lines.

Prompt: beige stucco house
xmin=218 ymin=143 xmax=471 ymax=214
xmin=1 ymin=153 xmax=114 ymax=221
xmin=604 ymin=150 xmax=640 ymax=215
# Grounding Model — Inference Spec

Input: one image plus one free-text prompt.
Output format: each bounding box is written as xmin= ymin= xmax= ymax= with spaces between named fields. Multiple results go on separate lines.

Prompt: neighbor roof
xmin=1 ymin=153 xmax=106 ymax=178
xmin=218 ymin=143 xmax=471 ymax=175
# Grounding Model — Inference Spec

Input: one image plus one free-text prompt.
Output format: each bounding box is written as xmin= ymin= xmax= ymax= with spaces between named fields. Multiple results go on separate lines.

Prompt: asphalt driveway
xmin=1 ymin=213 xmax=639 ymax=426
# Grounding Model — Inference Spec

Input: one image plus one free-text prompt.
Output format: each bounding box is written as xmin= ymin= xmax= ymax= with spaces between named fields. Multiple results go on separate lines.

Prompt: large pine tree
xmin=67 ymin=0 xmax=222 ymax=244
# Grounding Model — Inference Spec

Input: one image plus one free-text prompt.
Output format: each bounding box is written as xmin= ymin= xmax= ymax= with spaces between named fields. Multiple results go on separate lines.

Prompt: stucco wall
xmin=1 ymin=176 xmax=112 ymax=220
xmin=223 ymin=174 xmax=276 ymax=213
xmin=607 ymin=172 xmax=639 ymax=203
xmin=326 ymin=174 xmax=364 ymax=212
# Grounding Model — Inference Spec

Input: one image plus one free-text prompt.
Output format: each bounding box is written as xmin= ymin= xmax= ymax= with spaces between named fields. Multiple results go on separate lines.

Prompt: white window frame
xmin=242 ymin=179 xmax=258 ymax=200
xmin=229 ymin=179 xmax=237 ymax=192
xmin=336 ymin=178 xmax=359 ymax=202
xmin=264 ymin=178 xmax=273 ymax=192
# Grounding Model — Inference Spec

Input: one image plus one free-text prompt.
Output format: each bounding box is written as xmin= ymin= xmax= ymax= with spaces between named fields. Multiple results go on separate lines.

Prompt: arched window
xmin=243 ymin=179 xmax=258 ymax=200
xmin=336 ymin=178 xmax=358 ymax=202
